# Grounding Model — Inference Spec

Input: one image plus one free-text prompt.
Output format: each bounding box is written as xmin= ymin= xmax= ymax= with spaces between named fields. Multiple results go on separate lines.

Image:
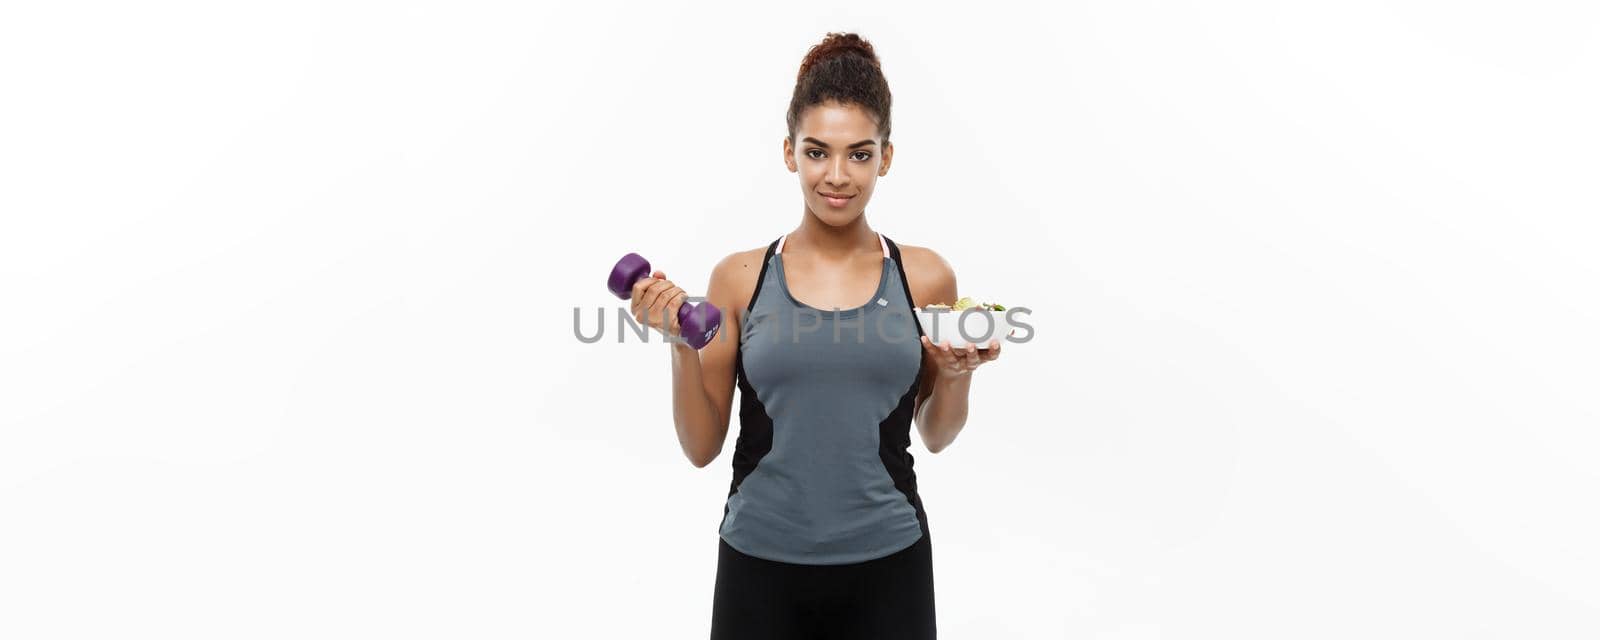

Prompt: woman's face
xmin=784 ymin=100 xmax=893 ymax=227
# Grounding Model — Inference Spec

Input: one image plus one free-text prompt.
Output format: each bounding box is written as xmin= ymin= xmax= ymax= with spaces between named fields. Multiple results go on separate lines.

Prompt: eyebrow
xmin=802 ymin=137 xmax=877 ymax=149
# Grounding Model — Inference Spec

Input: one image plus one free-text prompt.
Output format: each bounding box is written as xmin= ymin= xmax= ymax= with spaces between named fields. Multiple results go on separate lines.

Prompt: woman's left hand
xmin=921 ymin=333 xmax=1004 ymax=378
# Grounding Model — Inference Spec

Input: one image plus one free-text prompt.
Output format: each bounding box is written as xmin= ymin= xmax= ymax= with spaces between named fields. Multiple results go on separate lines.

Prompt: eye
xmin=805 ymin=149 xmax=872 ymax=161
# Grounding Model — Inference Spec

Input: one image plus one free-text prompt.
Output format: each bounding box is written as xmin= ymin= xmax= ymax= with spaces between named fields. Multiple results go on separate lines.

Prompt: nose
xmin=826 ymin=155 xmax=850 ymax=189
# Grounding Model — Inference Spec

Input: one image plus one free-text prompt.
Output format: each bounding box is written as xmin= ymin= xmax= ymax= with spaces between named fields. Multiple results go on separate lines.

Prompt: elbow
xmin=915 ymin=416 xmax=950 ymax=454
xmin=676 ymin=414 xmax=727 ymax=469
xmin=918 ymin=422 xmax=956 ymax=454
xmin=686 ymin=441 xmax=721 ymax=468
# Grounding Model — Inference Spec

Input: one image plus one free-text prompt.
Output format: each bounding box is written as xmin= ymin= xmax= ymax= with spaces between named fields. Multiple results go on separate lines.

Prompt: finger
xmin=637 ymin=280 xmax=673 ymax=324
xmin=663 ymin=289 xmax=687 ymax=332
xmin=634 ymin=284 xmax=656 ymax=323
xmin=650 ymin=286 xmax=685 ymax=328
xmin=641 ymin=280 xmax=676 ymax=317
xmin=631 ymin=271 xmax=664 ymax=301
xmin=983 ymin=340 xmax=1001 ymax=360
xmin=651 ymin=285 xmax=683 ymax=313
xmin=632 ymin=280 xmax=666 ymax=319
xmin=923 ymin=337 xmax=955 ymax=368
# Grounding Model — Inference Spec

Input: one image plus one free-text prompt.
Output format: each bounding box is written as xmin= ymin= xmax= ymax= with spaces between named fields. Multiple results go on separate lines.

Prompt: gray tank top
xmin=719 ymin=232 xmax=931 ymax=565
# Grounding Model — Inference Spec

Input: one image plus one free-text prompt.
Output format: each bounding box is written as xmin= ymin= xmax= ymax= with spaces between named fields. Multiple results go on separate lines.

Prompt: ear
xmin=783 ymin=137 xmax=797 ymax=173
xmin=879 ymin=140 xmax=893 ymax=176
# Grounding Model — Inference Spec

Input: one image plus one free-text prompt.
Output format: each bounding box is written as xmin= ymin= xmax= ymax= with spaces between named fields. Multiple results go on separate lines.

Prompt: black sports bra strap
xmin=746 ymin=237 xmax=782 ymax=314
xmin=882 ymin=235 xmax=927 ymax=340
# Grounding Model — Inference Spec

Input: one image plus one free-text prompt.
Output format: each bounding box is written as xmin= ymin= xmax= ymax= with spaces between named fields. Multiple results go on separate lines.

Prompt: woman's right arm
xmin=667 ymin=252 xmax=750 ymax=468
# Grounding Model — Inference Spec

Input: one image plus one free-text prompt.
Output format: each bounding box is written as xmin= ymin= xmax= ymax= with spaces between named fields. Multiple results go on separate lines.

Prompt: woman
xmin=630 ymin=32 xmax=1004 ymax=639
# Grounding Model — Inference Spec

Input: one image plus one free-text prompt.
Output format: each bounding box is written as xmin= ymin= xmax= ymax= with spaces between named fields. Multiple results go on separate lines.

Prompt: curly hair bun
xmin=797 ymin=32 xmax=881 ymax=83
xmin=787 ymin=32 xmax=893 ymax=144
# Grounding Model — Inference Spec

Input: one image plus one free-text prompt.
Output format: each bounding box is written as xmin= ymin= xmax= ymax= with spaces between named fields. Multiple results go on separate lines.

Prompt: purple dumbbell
xmin=608 ymin=253 xmax=723 ymax=349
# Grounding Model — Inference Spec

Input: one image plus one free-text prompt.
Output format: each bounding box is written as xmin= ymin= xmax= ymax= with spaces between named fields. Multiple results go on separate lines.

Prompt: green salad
xmin=926 ymin=296 xmax=1005 ymax=312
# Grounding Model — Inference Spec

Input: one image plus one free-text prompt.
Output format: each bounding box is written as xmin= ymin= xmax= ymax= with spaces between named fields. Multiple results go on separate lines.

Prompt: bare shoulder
xmin=894 ymin=241 xmax=957 ymax=308
xmin=708 ymin=244 xmax=775 ymax=320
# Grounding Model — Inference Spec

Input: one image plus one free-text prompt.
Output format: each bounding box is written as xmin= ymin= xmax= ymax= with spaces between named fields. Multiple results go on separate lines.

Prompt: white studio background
xmin=2 ymin=1 xmax=1597 ymax=638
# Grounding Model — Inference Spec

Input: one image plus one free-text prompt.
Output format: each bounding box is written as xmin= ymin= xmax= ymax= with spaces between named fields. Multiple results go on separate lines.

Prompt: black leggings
xmin=710 ymin=534 xmax=937 ymax=639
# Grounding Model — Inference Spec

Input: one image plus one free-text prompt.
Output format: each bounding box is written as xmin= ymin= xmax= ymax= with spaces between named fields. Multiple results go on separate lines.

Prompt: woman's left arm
xmin=908 ymin=247 xmax=1004 ymax=453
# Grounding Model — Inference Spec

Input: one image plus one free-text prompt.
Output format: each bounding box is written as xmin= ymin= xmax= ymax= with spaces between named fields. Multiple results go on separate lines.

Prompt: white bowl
xmin=915 ymin=308 xmax=1015 ymax=349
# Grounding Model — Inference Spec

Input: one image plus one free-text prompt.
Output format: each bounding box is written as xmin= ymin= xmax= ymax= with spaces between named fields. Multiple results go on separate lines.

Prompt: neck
xmin=788 ymin=210 xmax=876 ymax=261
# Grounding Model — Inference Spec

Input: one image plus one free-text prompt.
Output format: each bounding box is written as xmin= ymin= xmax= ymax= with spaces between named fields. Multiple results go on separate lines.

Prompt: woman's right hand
xmin=631 ymin=270 xmax=688 ymax=340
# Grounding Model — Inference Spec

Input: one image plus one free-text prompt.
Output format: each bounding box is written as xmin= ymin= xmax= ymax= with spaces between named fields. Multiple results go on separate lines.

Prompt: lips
xmin=820 ymin=192 xmax=854 ymax=207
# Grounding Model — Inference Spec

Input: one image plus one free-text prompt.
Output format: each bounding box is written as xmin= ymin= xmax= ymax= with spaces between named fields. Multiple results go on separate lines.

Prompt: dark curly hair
xmin=786 ymin=32 xmax=893 ymax=146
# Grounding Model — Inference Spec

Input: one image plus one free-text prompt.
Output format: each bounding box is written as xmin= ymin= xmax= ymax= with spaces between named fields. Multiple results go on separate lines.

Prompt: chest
xmin=779 ymin=255 xmax=887 ymax=312
xmin=739 ymin=255 xmax=923 ymax=395
xmin=740 ymin=302 xmax=923 ymax=397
